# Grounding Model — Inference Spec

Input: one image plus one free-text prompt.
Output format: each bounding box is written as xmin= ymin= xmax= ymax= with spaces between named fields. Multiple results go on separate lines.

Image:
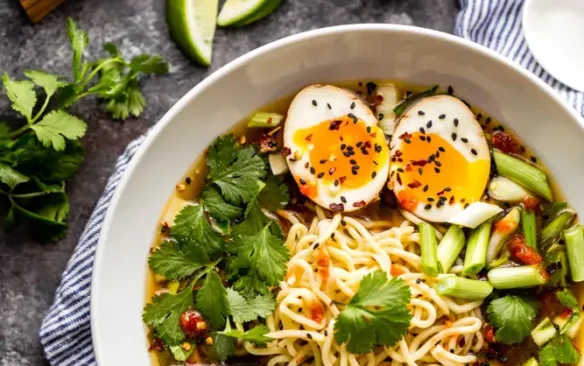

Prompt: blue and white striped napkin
xmin=39 ymin=1 xmax=584 ymax=365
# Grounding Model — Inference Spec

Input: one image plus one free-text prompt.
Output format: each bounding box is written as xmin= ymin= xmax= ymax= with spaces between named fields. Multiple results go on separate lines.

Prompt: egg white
xmin=283 ymin=84 xmax=390 ymax=212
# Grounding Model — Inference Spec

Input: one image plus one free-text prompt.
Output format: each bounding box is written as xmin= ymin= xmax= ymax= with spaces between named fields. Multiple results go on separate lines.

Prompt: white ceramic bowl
xmin=91 ymin=24 xmax=584 ymax=365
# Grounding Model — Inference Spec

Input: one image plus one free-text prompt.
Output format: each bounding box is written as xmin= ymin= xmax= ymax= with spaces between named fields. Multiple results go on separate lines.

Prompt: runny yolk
xmin=394 ymin=132 xmax=489 ymax=206
xmin=293 ymin=115 xmax=389 ymax=191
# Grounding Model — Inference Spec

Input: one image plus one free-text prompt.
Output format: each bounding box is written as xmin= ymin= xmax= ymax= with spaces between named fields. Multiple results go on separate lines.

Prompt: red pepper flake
xmin=411 ymin=159 xmax=428 ymax=167
xmin=508 ymin=234 xmax=542 ymax=265
xmin=148 ymin=338 xmax=165 ymax=352
xmin=180 ymin=310 xmax=206 ymax=338
xmin=482 ymin=324 xmax=496 ymax=343
xmin=405 ymin=164 xmax=413 ymax=171
xmin=328 ymin=167 xmax=336 ymax=175
xmin=161 ymin=222 xmax=170 ymax=234
xmin=397 ymin=173 xmax=402 ymax=185
xmin=329 ymin=203 xmax=345 ymax=212
xmin=373 ymin=94 xmax=384 ymax=106
xmin=305 ymin=134 xmax=313 ymax=141
xmin=522 ymin=195 xmax=540 ymax=212
xmin=329 ymin=120 xmax=342 ymax=130
xmin=281 ymin=147 xmax=292 ymax=156
xmin=353 ymin=200 xmax=366 ymax=208
xmin=399 ymin=132 xmax=413 ymax=140
xmin=339 ymin=176 xmax=347 ymax=185
xmin=369 ymin=133 xmax=377 ymax=138
xmin=492 ymin=131 xmax=518 ymax=154
xmin=561 ymin=308 xmax=574 ymax=319
xmin=407 ymin=180 xmax=422 ymax=189
xmin=449 ymin=196 xmax=455 ymax=205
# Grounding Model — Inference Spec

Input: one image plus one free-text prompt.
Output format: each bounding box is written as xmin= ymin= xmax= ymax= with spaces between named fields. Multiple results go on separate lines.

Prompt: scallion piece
xmin=564 ymin=224 xmax=584 ymax=282
xmin=419 ymin=222 xmax=439 ymax=277
xmin=531 ymin=317 xmax=557 ymax=347
xmin=493 ymin=150 xmax=553 ymax=202
xmin=268 ymin=153 xmax=289 ymax=175
xmin=486 ymin=207 xmax=521 ymax=266
xmin=376 ymin=84 xmax=399 ymax=135
xmin=447 ymin=201 xmax=503 ymax=229
xmin=487 ymin=265 xmax=547 ymax=289
xmin=247 ymin=112 xmax=284 ymax=128
xmin=540 ymin=209 xmax=576 ymax=249
xmin=392 ymin=85 xmax=438 ymax=116
xmin=435 ymin=276 xmax=493 ymax=300
xmin=437 ymin=225 xmax=465 ymax=273
xmin=462 ymin=221 xmax=492 ymax=276
xmin=521 ymin=207 xmax=538 ymax=248
xmin=488 ymin=176 xmax=531 ymax=202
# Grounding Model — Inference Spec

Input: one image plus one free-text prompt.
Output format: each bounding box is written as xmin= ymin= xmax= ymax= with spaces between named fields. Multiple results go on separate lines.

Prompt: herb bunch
xmin=0 ymin=18 xmax=168 ymax=240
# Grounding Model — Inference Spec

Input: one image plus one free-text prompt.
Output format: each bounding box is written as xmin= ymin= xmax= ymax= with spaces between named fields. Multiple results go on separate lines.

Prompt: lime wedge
xmin=167 ymin=0 xmax=218 ymax=66
xmin=218 ymin=0 xmax=281 ymax=27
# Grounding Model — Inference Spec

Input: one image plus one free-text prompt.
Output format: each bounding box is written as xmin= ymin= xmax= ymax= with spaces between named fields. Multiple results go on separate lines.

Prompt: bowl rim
xmin=90 ymin=23 xmax=584 ymax=364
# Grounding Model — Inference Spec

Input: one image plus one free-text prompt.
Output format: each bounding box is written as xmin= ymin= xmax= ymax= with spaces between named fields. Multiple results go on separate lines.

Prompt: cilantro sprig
xmin=334 ymin=271 xmax=412 ymax=354
xmin=144 ymin=135 xmax=288 ymax=358
xmin=487 ymin=295 xmax=538 ymax=344
xmin=0 ymin=18 xmax=167 ymax=240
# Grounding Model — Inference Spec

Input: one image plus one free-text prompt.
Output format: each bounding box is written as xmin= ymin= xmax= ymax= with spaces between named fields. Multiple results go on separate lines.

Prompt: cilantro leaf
xmin=556 ymin=289 xmax=579 ymax=309
xmin=8 ymin=193 xmax=69 ymax=241
xmin=551 ymin=335 xmax=580 ymax=364
xmin=148 ymin=241 xmax=204 ymax=280
xmin=222 ymin=325 xmax=272 ymax=345
xmin=2 ymin=73 xmax=36 ymax=121
xmin=11 ymin=138 xmax=84 ymax=181
xmin=334 ymin=271 xmax=411 ymax=354
xmin=171 ymin=205 xmax=223 ymax=263
xmin=487 ymin=295 xmax=538 ymax=344
xmin=24 ymin=70 xmax=66 ymax=97
xmin=0 ymin=122 xmax=11 ymax=139
xmin=66 ymin=18 xmax=89 ymax=81
xmin=539 ymin=343 xmax=557 ymax=366
xmin=226 ymin=288 xmax=275 ymax=323
xmin=201 ymin=185 xmax=242 ymax=222
xmin=207 ymin=134 xmax=239 ymax=174
xmin=130 ymin=54 xmax=170 ymax=75
xmin=0 ymin=163 xmax=29 ymax=190
xmin=31 ymin=110 xmax=87 ymax=151
xmin=143 ymin=286 xmax=193 ymax=345
xmin=195 ymin=270 xmax=229 ymax=330
xmin=214 ymin=332 xmax=236 ymax=361
xmin=230 ymin=224 xmax=289 ymax=286
xmin=103 ymin=42 xmax=119 ymax=57
xmin=169 ymin=345 xmax=193 ymax=361
xmin=231 ymin=270 xmax=271 ymax=297
xmin=232 ymin=200 xmax=282 ymax=239
xmin=258 ymin=174 xmax=289 ymax=211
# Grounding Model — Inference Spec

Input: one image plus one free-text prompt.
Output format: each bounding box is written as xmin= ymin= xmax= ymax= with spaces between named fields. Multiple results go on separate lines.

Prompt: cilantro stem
xmin=31 ymin=94 xmax=52 ymax=123
xmin=191 ymin=257 xmax=223 ymax=285
xmin=78 ymin=57 xmax=125 ymax=91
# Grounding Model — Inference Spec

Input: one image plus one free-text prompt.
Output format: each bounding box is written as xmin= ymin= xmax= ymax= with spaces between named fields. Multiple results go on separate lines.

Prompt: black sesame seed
xmin=334 ymin=180 xmax=339 ymax=186
xmin=341 ymin=196 xmax=347 ymax=203
xmin=350 ymin=159 xmax=357 ymax=165
xmin=343 ymin=151 xmax=351 ymax=157
xmin=435 ymin=167 xmax=441 ymax=173
xmin=420 ymin=127 xmax=426 ymax=134
xmin=439 ymin=146 xmax=445 ymax=152
xmin=348 ymin=113 xmax=358 ymax=123
xmin=416 ymin=278 xmax=422 ymax=284
xmin=427 ymin=136 xmax=432 ymax=143
xmin=349 ymin=150 xmax=355 ymax=156
xmin=477 ymin=113 xmax=482 ymax=120
xmin=341 ymin=143 xmax=347 ymax=150
xmin=485 ymin=117 xmax=491 ymax=124
xmin=372 ymin=172 xmax=377 ymax=178
xmin=427 ymin=120 xmax=433 ymax=128
xmin=439 ymin=114 xmax=446 ymax=119
xmin=185 ymin=177 xmax=191 ymax=184
xmin=350 ymin=101 xmax=355 ymax=109
xmin=418 ymin=110 xmax=425 ymax=116
xmin=324 ymin=330 xmax=329 ymax=336
xmin=397 ymin=168 xmax=404 ymax=173
xmin=317 ymin=172 xmax=325 ymax=178
xmin=373 ymin=161 xmax=378 ymax=166
xmin=310 ymin=167 xmax=316 ymax=174
xmin=366 ymin=126 xmax=371 ymax=133
xmin=313 ymin=243 xmax=320 ymax=250
xmin=451 ymin=132 xmax=457 ymax=141
xmin=425 ymin=204 xmax=432 ymax=210
xmin=300 ymin=179 xmax=306 ymax=185
xmin=448 ymin=86 xmax=454 ymax=95
xmin=428 ymin=197 xmax=435 ymax=202
xmin=420 ymin=136 xmax=426 ymax=141
xmin=404 ymin=139 xmax=411 ymax=144
xmin=436 ymin=151 xmax=440 ymax=158
xmin=378 ymin=113 xmax=384 ymax=120
xmin=429 ymin=154 xmax=435 ymax=162
xmin=362 ymin=149 xmax=369 ymax=155
xmin=327 ymin=103 xmax=332 ymax=110
xmin=471 ymin=148 xmax=478 ymax=156
xmin=354 ymin=165 xmax=360 ymax=170
xmin=423 ymin=184 xmax=428 ymax=192
xmin=465 ymin=203 xmax=470 ymax=209
xmin=320 ymin=159 xmax=327 ymax=164
xmin=454 ymin=118 xmax=459 ymax=127
xmin=366 ymin=82 xmax=377 ymax=95
xmin=419 ymin=168 xmax=424 ymax=175
xmin=531 ymin=156 xmax=537 ymax=163
xmin=461 ymin=138 xmax=468 ymax=143
xmin=375 ymin=145 xmax=382 ymax=153
xmin=520 ymin=145 xmax=526 ymax=152
xmin=352 ymin=170 xmax=358 ymax=175
xmin=356 ymin=141 xmax=363 ymax=148
xmin=435 ymin=161 xmax=442 ymax=167
xmin=312 ymin=100 xmax=317 ymax=106
xmin=341 ymin=220 xmax=346 ymax=226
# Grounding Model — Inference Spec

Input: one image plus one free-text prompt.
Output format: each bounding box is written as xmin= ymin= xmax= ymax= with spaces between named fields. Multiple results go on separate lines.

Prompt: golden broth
xmin=145 ymin=81 xmax=584 ymax=366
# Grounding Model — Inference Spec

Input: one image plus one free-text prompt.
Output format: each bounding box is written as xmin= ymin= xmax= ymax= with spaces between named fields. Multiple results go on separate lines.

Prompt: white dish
xmin=90 ymin=24 xmax=584 ymax=365
xmin=522 ymin=0 xmax=584 ymax=91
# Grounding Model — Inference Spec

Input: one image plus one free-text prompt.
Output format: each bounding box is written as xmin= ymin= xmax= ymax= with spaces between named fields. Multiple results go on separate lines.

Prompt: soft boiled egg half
xmin=389 ymin=95 xmax=490 ymax=223
xmin=283 ymin=85 xmax=390 ymax=212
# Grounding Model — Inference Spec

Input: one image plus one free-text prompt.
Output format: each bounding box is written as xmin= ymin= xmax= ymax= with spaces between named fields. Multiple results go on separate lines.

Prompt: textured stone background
xmin=0 ymin=0 xmax=458 ymax=364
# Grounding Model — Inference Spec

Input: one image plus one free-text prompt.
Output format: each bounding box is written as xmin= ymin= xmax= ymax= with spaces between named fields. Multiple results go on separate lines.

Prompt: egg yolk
xmin=293 ymin=115 xmax=388 ymax=193
xmin=393 ymin=132 xmax=489 ymax=207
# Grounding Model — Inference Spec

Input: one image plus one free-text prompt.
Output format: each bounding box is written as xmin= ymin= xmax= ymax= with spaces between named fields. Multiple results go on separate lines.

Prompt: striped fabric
xmin=456 ymin=0 xmax=583 ymax=116
xmin=39 ymin=2 xmax=584 ymax=365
